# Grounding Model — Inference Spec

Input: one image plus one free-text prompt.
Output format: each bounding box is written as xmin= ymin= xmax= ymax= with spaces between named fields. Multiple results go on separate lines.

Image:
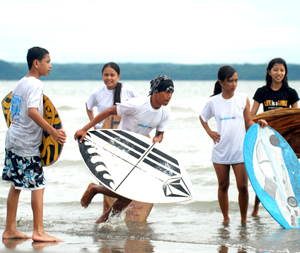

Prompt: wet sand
xmin=1 ymin=232 xmax=257 ymax=253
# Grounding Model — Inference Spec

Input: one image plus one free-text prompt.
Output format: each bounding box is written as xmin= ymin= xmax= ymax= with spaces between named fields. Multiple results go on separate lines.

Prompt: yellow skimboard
xmin=2 ymin=92 xmax=63 ymax=166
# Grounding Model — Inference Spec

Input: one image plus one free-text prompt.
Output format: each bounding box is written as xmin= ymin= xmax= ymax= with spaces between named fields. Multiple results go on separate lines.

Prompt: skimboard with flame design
xmin=78 ymin=129 xmax=194 ymax=204
xmin=2 ymin=92 xmax=63 ymax=166
xmin=101 ymin=116 xmax=153 ymax=222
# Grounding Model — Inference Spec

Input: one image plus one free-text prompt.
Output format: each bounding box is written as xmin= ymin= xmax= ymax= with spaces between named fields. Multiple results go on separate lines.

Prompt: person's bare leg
xmin=103 ymin=196 xmax=113 ymax=214
xmin=251 ymin=195 xmax=260 ymax=217
xmin=233 ymin=163 xmax=249 ymax=224
xmin=81 ymin=182 xmax=122 ymax=208
xmin=95 ymin=206 xmax=113 ymax=223
xmin=213 ymin=163 xmax=230 ymax=224
xmin=95 ymin=198 xmax=132 ymax=224
xmin=31 ymin=188 xmax=61 ymax=242
xmin=2 ymin=185 xmax=31 ymax=239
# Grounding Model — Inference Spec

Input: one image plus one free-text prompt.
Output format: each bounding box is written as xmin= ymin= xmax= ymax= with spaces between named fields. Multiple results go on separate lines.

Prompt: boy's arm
xmin=74 ymin=105 xmax=118 ymax=143
xmin=152 ymin=131 xmax=164 ymax=143
xmin=28 ymin=108 xmax=67 ymax=145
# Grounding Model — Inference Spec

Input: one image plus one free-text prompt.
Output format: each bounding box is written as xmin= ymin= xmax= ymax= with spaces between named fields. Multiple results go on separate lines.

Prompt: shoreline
xmin=1 ymin=232 xmax=257 ymax=253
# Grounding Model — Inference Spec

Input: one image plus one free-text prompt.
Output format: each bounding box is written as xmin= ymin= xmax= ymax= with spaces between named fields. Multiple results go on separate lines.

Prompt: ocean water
xmin=1 ymin=80 xmax=300 ymax=253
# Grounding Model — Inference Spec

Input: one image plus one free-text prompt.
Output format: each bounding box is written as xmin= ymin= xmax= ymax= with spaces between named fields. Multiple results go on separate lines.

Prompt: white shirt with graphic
xmin=117 ymin=96 xmax=170 ymax=136
xmin=200 ymin=92 xmax=247 ymax=164
xmin=5 ymin=76 xmax=43 ymax=157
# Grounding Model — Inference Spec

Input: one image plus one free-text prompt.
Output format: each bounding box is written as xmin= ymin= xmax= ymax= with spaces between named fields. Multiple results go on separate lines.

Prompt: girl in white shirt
xmin=86 ymin=62 xmax=139 ymax=129
xmin=199 ymin=66 xmax=267 ymax=225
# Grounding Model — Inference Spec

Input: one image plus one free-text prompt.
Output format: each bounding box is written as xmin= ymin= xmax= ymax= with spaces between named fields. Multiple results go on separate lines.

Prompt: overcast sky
xmin=1 ymin=0 xmax=300 ymax=65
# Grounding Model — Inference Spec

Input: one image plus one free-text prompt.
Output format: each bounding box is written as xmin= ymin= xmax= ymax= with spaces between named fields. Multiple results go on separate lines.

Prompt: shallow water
xmin=1 ymin=80 xmax=300 ymax=253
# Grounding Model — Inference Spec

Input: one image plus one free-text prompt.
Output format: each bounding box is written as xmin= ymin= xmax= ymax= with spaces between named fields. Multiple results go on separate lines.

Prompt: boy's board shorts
xmin=2 ymin=149 xmax=46 ymax=190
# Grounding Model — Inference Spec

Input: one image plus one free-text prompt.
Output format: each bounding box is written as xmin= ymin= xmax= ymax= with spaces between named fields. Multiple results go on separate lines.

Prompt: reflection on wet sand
xmin=2 ymin=238 xmax=28 ymax=249
xmin=98 ymin=239 xmax=154 ymax=253
xmin=94 ymin=220 xmax=155 ymax=253
xmin=218 ymin=245 xmax=248 ymax=253
xmin=2 ymin=238 xmax=59 ymax=251
xmin=32 ymin=241 xmax=59 ymax=250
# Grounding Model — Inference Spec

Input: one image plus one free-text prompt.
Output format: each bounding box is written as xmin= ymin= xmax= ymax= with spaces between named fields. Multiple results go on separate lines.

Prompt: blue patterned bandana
xmin=149 ymin=75 xmax=174 ymax=96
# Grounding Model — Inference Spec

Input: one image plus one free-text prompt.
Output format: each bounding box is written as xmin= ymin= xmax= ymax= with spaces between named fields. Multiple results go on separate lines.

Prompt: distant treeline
xmin=1 ymin=60 xmax=300 ymax=81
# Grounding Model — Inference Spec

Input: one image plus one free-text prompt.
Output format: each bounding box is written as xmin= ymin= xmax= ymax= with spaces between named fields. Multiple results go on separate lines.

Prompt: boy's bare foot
xmin=32 ymin=231 xmax=62 ymax=242
xmin=81 ymin=182 xmax=99 ymax=208
xmin=2 ymin=230 xmax=32 ymax=240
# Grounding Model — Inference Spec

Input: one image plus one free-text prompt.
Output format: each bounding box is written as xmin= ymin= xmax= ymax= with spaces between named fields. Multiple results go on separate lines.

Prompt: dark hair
xmin=211 ymin=65 xmax=237 ymax=96
xmin=102 ymin=62 xmax=120 ymax=75
xmin=27 ymin=46 xmax=49 ymax=70
xmin=102 ymin=62 xmax=122 ymax=105
xmin=266 ymin=57 xmax=289 ymax=88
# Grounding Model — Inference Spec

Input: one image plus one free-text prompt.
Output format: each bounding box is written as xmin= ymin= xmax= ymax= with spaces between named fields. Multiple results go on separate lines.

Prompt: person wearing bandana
xmin=74 ymin=75 xmax=174 ymax=223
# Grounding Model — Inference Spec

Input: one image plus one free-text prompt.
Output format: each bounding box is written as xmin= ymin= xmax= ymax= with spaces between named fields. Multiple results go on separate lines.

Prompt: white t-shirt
xmin=5 ymin=76 xmax=44 ymax=157
xmin=117 ymin=96 xmax=171 ymax=136
xmin=86 ymin=83 xmax=139 ymax=129
xmin=200 ymin=92 xmax=247 ymax=164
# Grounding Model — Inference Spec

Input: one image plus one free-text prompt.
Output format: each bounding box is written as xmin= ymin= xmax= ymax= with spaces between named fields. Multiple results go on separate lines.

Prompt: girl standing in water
xmin=199 ymin=65 xmax=267 ymax=224
xmin=250 ymin=58 xmax=299 ymax=216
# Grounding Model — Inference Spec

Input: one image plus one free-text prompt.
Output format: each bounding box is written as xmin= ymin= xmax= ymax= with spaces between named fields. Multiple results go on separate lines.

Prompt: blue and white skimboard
xmin=244 ymin=124 xmax=300 ymax=228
